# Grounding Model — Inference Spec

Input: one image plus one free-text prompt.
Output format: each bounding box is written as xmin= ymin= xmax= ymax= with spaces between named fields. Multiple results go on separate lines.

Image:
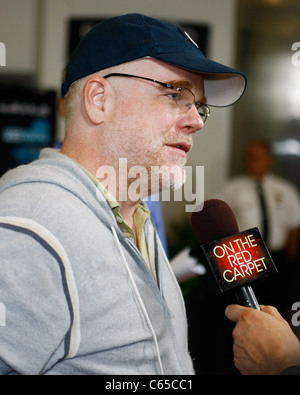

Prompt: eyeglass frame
xmin=103 ymin=72 xmax=210 ymax=123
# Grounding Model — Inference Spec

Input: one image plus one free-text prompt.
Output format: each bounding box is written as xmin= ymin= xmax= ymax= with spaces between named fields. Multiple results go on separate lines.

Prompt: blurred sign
xmin=0 ymin=86 xmax=56 ymax=176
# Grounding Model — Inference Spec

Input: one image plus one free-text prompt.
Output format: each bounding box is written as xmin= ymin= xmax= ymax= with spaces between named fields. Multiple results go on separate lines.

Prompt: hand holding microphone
xmin=191 ymin=199 xmax=300 ymax=374
xmin=225 ymin=304 xmax=300 ymax=375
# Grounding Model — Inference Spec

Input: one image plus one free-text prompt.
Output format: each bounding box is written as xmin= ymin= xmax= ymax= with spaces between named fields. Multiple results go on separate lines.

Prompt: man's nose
xmin=177 ymin=105 xmax=205 ymax=134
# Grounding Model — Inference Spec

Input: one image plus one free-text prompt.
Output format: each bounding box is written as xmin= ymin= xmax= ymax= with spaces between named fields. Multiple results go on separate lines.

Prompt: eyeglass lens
xmin=177 ymin=88 xmax=209 ymax=122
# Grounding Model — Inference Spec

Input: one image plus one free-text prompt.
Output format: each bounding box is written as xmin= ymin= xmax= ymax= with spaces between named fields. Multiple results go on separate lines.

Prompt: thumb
xmin=225 ymin=304 xmax=252 ymax=322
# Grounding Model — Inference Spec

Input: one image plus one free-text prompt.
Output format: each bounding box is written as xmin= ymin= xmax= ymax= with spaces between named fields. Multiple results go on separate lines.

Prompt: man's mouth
xmin=166 ymin=142 xmax=191 ymax=154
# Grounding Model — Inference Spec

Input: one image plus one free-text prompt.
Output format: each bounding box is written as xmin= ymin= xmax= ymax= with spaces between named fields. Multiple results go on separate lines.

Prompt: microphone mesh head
xmin=191 ymin=199 xmax=239 ymax=245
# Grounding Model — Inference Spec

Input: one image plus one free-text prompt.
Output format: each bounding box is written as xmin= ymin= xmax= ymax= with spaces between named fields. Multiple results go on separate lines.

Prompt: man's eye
xmin=167 ymin=92 xmax=180 ymax=101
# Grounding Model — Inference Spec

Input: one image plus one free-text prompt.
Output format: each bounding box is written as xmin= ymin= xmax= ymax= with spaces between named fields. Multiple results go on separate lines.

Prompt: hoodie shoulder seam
xmin=0 ymin=216 xmax=81 ymax=361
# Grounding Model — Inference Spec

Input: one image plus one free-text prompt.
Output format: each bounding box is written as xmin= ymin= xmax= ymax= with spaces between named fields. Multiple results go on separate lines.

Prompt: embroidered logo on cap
xmin=184 ymin=31 xmax=199 ymax=48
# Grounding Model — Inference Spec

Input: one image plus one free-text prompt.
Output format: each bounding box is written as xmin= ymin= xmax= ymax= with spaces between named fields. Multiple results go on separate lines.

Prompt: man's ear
xmin=83 ymin=75 xmax=108 ymax=125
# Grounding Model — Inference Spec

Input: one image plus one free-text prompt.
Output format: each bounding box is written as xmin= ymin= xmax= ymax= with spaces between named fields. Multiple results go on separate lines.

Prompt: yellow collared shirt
xmin=78 ymin=165 xmax=156 ymax=280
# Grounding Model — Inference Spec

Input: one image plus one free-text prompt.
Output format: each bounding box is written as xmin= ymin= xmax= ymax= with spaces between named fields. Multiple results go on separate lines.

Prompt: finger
xmin=225 ymin=304 xmax=251 ymax=322
xmin=260 ymin=304 xmax=287 ymax=323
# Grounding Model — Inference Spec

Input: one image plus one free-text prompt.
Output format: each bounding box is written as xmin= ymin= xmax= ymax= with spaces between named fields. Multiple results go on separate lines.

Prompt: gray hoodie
xmin=0 ymin=149 xmax=194 ymax=375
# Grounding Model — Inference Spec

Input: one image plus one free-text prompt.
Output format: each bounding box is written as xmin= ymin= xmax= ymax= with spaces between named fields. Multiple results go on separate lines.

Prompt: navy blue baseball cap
xmin=61 ymin=13 xmax=247 ymax=107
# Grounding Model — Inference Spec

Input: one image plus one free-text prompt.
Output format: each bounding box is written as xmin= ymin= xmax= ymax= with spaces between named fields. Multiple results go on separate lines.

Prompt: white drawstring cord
xmin=111 ymin=225 xmax=164 ymax=375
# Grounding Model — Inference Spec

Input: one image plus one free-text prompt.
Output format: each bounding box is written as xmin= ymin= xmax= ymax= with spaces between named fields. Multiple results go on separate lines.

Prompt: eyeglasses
xmin=103 ymin=73 xmax=210 ymax=123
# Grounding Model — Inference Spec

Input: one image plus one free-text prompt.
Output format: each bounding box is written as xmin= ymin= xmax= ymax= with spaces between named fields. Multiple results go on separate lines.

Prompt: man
xmin=0 ymin=14 xmax=246 ymax=374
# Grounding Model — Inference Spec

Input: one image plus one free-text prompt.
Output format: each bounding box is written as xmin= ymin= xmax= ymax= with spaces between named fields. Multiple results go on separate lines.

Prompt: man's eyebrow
xmin=165 ymin=80 xmax=193 ymax=90
xmin=164 ymin=80 xmax=206 ymax=102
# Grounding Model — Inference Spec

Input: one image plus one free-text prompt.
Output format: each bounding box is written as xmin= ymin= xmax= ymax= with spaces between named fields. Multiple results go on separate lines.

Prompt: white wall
xmin=0 ymin=0 xmax=239 ymax=230
xmin=0 ymin=0 xmax=39 ymax=74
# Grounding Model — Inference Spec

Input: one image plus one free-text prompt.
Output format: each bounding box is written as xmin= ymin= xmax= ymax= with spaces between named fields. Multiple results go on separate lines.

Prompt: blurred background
xmin=0 ymin=0 xmax=300 ymax=374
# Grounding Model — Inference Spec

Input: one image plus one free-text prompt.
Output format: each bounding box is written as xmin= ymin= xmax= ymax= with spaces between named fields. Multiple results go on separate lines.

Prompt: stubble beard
xmin=99 ymin=116 xmax=190 ymax=200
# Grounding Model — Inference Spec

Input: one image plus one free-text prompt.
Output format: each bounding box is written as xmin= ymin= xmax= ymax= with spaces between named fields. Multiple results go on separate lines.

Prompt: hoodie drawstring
xmin=111 ymin=225 xmax=164 ymax=375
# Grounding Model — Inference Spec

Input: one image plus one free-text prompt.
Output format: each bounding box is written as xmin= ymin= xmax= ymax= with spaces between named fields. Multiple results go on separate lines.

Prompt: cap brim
xmin=202 ymin=73 xmax=247 ymax=107
xmin=151 ymin=53 xmax=247 ymax=107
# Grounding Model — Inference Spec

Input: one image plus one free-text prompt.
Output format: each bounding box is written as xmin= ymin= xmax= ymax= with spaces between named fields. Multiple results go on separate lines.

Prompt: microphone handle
xmin=235 ymin=285 xmax=260 ymax=310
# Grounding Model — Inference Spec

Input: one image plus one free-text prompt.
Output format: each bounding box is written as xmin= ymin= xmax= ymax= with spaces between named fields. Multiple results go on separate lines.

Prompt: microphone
xmin=191 ymin=199 xmax=277 ymax=310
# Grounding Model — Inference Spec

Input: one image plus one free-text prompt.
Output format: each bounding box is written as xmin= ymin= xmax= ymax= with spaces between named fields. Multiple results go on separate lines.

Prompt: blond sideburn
xmin=64 ymin=75 xmax=90 ymax=129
